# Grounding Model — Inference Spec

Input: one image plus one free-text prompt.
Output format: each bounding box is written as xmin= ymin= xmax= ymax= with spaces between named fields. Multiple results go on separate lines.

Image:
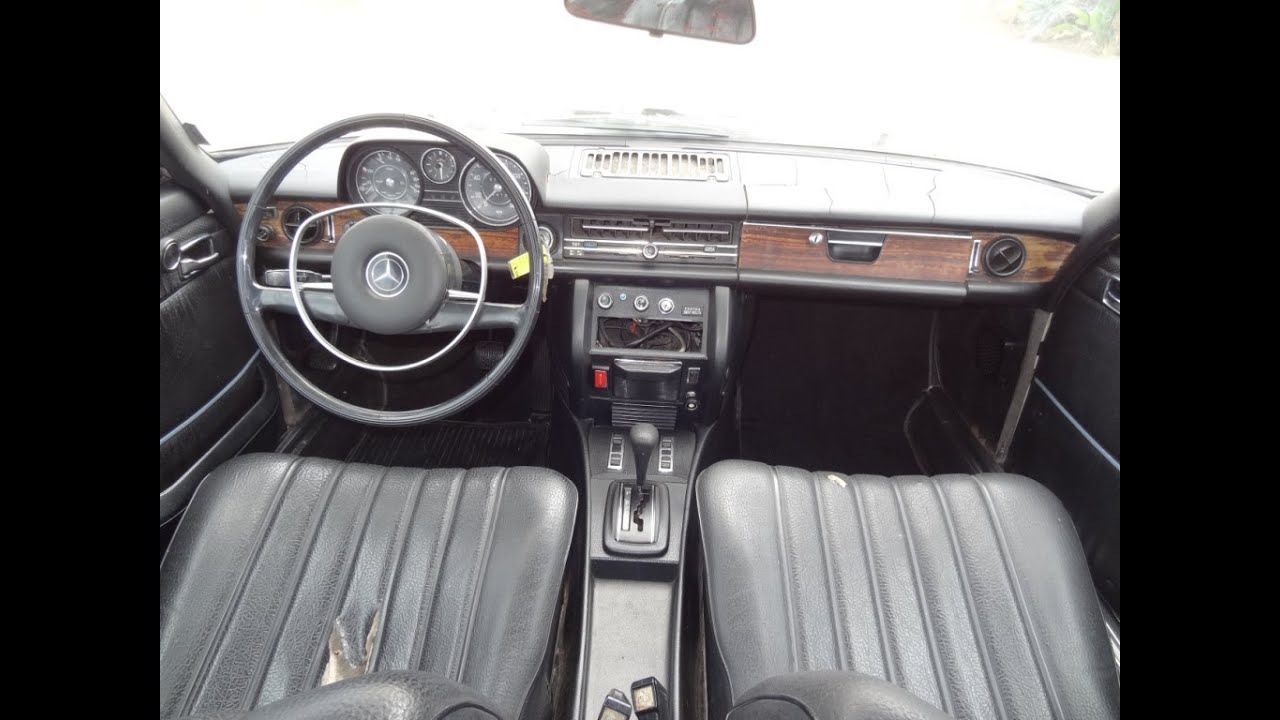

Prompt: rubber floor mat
xmin=343 ymin=421 xmax=549 ymax=469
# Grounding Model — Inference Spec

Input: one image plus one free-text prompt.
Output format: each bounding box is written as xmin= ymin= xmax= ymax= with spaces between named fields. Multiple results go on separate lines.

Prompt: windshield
xmin=159 ymin=0 xmax=1118 ymax=190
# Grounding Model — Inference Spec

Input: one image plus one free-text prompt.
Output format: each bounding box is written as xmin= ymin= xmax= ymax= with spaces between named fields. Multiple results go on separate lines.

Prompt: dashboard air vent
xmin=656 ymin=220 xmax=733 ymax=242
xmin=983 ymin=236 xmax=1026 ymax=277
xmin=281 ymin=205 xmax=320 ymax=245
xmin=580 ymin=148 xmax=731 ymax=181
xmin=571 ymin=216 xmax=651 ymax=240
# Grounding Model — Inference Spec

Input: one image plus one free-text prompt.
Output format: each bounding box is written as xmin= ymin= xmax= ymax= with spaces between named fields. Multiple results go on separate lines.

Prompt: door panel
xmin=159 ymin=180 xmax=277 ymax=522
xmin=1010 ymin=247 xmax=1120 ymax=613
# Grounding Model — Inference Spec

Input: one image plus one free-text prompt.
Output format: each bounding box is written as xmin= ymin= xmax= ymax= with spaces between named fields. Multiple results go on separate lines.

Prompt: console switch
xmin=607 ymin=433 xmax=624 ymax=470
xmin=658 ymin=437 xmax=674 ymax=474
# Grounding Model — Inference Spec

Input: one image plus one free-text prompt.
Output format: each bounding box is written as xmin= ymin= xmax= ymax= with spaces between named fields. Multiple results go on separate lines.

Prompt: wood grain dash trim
xmin=972 ymin=232 xmax=1074 ymax=283
xmin=236 ymin=201 xmax=521 ymax=262
xmin=739 ymin=223 xmax=971 ymax=283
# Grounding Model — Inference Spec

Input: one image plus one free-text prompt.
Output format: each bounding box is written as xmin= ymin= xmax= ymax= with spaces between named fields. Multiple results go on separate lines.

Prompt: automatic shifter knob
xmin=629 ymin=423 xmax=660 ymax=486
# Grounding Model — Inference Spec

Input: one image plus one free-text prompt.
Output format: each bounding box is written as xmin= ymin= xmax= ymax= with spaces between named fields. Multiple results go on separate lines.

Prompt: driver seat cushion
xmin=160 ymin=453 xmax=577 ymax=720
xmin=697 ymin=460 xmax=1119 ymax=720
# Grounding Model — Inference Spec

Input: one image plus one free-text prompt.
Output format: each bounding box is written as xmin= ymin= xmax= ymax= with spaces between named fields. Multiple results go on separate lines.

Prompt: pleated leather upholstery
xmin=160 ymin=454 xmax=577 ymax=720
xmin=697 ymin=460 xmax=1119 ymax=720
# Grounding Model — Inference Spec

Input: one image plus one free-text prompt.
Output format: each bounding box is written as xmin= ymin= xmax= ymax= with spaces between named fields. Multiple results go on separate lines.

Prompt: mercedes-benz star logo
xmin=365 ymin=252 xmax=409 ymax=298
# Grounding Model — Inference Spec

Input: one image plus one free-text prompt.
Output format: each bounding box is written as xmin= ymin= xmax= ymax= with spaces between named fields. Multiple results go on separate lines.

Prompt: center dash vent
xmin=281 ymin=205 xmax=320 ymax=245
xmin=580 ymin=148 xmax=731 ymax=181
xmin=570 ymin=216 xmax=652 ymax=240
xmin=656 ymin=220 xmax=733 ymax=242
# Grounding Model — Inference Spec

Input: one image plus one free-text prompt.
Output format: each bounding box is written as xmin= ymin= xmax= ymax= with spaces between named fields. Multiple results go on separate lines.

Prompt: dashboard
xmin=230 ymin=131 xmax=1087 ymax=303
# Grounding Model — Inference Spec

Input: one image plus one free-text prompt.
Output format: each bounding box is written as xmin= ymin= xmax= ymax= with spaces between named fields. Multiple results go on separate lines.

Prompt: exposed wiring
xmin=596 ymin=317 xmax=701 ymax=352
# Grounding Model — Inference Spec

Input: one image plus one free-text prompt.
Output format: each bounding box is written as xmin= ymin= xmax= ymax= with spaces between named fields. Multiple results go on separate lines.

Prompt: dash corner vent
xmin=580 ymin=148 xmax=731 ymax=182
xmin=983 ymin=236 xmax=1026 ymax=277
xmin=281 ymin=205 xmax=320 ymax=245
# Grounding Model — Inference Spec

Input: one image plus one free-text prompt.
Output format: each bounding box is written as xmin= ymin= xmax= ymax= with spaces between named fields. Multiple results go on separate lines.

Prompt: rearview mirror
xmin=565 ymin=0 xmax=756 ymax=44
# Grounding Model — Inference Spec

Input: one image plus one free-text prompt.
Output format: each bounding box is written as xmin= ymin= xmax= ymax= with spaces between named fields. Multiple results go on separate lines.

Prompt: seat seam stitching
xmin=366 ymin=470 xmax=429 ymax=673
xmin=932 ymin=477 xmax=1006 ymax=720
xmin=243 ymin=460 xmax=346 ymax=709
xmin=811 ymin=472 xmax=848 ymax=671
xmin=770 ymin=465 xmax=800 ymax=672
xmin=303 ymin=464 xmax=391 ymax=689
xmin=410 ymin=468 xmax=467 ymax=671
xmin=974 ymin=475 xmax=1065 ymax=720
xmin=454 ymin=466 xmax=508 ymax=682
xmin=178 ymin=457 xmax=302 ymax=717
xmin=851 ymin=477 xmax=895 ymax=685
xmin=892 ymin=481 xmax=953 ymax=715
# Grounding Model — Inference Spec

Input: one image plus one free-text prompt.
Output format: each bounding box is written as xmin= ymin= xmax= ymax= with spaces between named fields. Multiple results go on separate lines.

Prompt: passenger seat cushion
xmin=160 ymin=454 xmax=577 ymax=720
xmin=696 ymin=460 xmax=1119 ymax=720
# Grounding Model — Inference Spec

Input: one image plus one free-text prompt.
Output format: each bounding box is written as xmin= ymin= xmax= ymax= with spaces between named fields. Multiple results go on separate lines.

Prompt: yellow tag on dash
xmin=508 ymin=248 xmax=554 ymax=281
xmin=508 ymin=252 xmax=531 ymax=279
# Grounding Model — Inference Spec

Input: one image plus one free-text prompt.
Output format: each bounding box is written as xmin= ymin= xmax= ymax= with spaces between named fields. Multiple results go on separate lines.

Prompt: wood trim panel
xmin=236 ymin=201 xmax=521 ymax=262
xmin=739 ymin=223 xmax=972 ymax=283
xmin=973 ymin=232 xmax=1073 ymax=283
xmin=740 ymin=223 xmax=1073 ymax=284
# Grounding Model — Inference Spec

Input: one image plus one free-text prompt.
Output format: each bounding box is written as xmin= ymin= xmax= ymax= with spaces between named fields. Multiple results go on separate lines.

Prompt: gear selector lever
xmin=604 ymin=423 xmax=669 ymax=556
xmin=630 ymin=422 xmax=658 ymax=486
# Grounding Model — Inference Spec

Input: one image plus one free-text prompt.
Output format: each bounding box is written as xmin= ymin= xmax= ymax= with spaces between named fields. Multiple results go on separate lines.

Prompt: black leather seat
xmin=696 ymin=461 xmax=1120 ymax=720
xmin=160 ymin=454 xmax=577 ymax=720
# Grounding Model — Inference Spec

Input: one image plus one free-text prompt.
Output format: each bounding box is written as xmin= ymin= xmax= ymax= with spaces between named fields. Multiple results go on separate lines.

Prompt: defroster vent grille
xmin=580 ymin=148 xmax=731 ymax=181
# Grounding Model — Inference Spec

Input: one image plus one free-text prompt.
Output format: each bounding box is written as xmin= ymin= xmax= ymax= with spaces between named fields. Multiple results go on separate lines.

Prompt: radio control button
xmin=634 ymin=295 xmax=650 ymax=312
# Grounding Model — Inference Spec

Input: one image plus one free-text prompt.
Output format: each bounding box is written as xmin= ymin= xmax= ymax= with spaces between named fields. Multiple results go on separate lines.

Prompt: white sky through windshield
xmin=160 ymin=0 xmax=1118 ymax=190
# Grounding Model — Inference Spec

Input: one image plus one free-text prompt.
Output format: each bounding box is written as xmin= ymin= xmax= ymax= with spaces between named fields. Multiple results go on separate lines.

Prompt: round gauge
xmin=460 ymin=155 xmax=533 ymax=226
xmin=421 ymin=148 xmax=457 ymax=184
xmin=352 ymin=148 xmax=422 ymax=215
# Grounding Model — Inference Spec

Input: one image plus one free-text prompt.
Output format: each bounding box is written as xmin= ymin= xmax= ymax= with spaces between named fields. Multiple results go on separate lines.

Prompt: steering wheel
xmin=236 ymin=114 xmax=544 ymax=426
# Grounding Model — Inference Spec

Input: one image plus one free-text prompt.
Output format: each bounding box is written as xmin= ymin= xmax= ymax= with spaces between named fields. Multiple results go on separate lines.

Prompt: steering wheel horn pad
xmin=332 ymin=215 xmax=456 ymax=335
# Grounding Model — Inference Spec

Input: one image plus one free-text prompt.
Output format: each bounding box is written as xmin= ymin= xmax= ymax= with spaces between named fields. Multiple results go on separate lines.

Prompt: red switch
xmin=593 ymin=368 xmax=608 ymax=390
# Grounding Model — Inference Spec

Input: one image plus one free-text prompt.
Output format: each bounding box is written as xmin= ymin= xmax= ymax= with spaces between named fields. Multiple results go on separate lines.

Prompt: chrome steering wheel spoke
xmin=283 ymin=201 xmax=490 ymax=373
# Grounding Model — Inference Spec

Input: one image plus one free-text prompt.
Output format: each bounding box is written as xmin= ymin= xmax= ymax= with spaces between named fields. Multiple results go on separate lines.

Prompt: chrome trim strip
xmin=745 ymin=221 xmax=972 ymax=240
xmin=160 ymin=350 xmax=261 ymax=447
xmin=968 ymin=238 xmax=983 ymax=275
xmin=567 ymin=245 xmax=739 ymax=259
xmin=565 ymin=237 xmax=736 ymax=250
xmin=827 ymin=239 xmax=885 ymax=247
xmin=1034 ymin=377 xmax=1120 ymax=472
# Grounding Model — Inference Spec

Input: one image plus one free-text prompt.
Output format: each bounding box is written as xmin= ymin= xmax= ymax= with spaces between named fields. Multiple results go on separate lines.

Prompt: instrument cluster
xmin=344 ymin=142 xmax=534 ymax=227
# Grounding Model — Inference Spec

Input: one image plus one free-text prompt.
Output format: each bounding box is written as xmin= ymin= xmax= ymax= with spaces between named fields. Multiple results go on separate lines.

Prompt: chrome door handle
xmin=176 ymin=234 xmax=220 ymax=279
xmin=1102 ymin=275 xmax=1120 ymax=315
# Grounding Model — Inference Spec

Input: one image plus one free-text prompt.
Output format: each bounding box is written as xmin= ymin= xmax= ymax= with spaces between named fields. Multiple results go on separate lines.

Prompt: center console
xmin=557 ymin=275 xmax=741 ymax=720
xmin=565 ymin=278 xmax=736 ymax=429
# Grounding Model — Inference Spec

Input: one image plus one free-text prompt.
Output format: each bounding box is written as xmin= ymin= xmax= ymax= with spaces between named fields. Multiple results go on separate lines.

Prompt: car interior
xmin=159 ymin=4 xmax=1119 ymax=719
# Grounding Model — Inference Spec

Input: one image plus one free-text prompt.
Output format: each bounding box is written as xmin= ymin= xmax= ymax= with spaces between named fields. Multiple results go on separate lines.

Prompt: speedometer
xmin=460 ymin=155 xmax=533 ymax=226
xmin=353 ymin=148 xmax=422 ymax=215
